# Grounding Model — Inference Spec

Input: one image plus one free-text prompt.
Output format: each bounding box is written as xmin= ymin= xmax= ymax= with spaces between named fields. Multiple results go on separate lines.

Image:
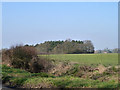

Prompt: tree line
xmin=33 ymin=39 xmax=94 ymax=54
xmin=95 ymin=48 xmax=119 ymax=53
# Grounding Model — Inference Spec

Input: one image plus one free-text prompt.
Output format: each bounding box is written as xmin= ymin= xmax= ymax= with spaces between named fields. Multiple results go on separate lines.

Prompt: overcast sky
xmin=2 ymin=2 xmax=118 ymax=50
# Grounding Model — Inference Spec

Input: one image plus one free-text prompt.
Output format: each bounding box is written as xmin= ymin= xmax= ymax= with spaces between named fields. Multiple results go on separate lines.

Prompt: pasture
xmin=40 ymin=53 xmax=118 ymax=66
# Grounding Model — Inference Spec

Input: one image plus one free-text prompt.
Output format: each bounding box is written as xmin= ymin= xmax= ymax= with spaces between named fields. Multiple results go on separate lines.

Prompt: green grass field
xmin=40 ymin=53 xmax=118 ymax=66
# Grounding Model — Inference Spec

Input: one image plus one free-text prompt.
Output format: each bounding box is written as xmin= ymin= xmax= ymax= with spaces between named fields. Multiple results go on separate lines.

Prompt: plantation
xmin=35 ymin=39 xmax=94 ymax=54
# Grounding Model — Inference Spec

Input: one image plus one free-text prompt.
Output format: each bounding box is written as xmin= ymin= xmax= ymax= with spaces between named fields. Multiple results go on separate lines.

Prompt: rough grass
xmin=2 ymin=64 xmax=119 ymax=88
xmin=2 ymin=64 xmax=54 ymax=87
xmin=23 ymin=76 xmax=119 ymax=88
xmin=40 ymin=53 xmax=118 ymax=66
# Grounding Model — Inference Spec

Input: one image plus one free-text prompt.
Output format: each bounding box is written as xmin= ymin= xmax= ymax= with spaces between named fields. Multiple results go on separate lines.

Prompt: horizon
xmin=2 ymin=2 xmax=118 ymax=50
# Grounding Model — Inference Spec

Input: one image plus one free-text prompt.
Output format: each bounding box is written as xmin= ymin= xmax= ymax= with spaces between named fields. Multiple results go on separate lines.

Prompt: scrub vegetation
xmin=1 ymin=42 xmax=119 ymax=89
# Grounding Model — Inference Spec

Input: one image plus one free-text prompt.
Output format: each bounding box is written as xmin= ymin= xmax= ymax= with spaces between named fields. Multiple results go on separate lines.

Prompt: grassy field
xmin=40 ymin=53 xmax=118 ymax=66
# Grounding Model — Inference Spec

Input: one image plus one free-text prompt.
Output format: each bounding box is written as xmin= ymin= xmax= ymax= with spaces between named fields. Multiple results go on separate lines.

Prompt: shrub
xmin=29 ymin=56 xmax=53 ymax=73
xmin=2 ymin=45 xmax=53 ymax=73
xmin=9 ymin=45 xmax=37 ymax=70
xmin=2 ymin=49 xmax=12 ymax=66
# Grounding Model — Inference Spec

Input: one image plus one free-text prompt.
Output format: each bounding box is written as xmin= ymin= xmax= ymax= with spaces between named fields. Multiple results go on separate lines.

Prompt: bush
xmin=9 ymin=45 xmax=37 ymax=70
xmin=2 ymin=45 xmax=53 ymax=73
xmin=2 ymin=49 xmax=12 ymax=66
xmin=29 ymin=56 xmax=53 ymax=73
